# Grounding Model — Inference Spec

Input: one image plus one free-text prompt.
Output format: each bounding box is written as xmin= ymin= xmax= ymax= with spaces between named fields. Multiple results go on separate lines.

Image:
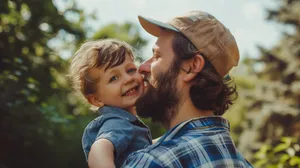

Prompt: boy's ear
xmin=86 ymin=94 xmax=104 ymax=107
xmin=183 ymin=54 xmax=205 ymax=82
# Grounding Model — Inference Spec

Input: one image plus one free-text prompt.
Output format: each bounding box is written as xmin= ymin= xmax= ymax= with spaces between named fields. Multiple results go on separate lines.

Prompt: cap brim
xmin=138 ymin=15 xmax=179 ymax=37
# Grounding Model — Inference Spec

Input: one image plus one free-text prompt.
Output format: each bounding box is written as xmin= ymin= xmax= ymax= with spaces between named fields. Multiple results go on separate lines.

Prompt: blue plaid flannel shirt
xmin=122 ymin=116 xmax=253 ymax=168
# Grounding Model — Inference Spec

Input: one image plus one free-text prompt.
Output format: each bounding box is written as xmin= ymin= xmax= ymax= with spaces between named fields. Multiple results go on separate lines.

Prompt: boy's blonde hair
xmin=69 ymin=39 xmax=134 ymax=101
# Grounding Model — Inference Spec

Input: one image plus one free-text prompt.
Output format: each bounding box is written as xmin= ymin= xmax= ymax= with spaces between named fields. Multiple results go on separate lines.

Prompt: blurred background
xmin=0 ymin=0 xmax=299 ymax=167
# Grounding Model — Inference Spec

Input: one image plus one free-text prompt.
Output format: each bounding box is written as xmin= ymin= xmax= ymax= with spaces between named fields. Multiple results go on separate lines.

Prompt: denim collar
xmin=98 ymin=105 xmax=137 ymax=122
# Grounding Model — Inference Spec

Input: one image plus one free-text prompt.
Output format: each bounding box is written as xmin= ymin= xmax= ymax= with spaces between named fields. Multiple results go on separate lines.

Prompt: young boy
xmin=69 ymin=39 xmax=152 ymax=168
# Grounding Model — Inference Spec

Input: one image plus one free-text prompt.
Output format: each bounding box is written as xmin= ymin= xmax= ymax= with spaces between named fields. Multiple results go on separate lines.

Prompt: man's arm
xmin=88 ymin=139 xmax=115 ymax=168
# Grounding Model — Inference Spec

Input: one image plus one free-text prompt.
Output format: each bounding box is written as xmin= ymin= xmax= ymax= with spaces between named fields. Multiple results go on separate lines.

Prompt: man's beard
xmin=136 ymin=65 xmax=180 ymax=127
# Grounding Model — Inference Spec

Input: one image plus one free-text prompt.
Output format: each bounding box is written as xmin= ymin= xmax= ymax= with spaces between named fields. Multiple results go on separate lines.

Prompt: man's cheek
xmin=151 ymin=69 xmax=162 ymax=88
xmin=150 ymin=77 xmax=158 ymax=88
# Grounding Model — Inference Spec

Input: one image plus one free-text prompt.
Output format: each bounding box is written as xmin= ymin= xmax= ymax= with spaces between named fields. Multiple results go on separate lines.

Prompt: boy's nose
xmin=124 ymin=73 xmax=134 ymax=84
xmin=139 ymin=59 xmax=151 ymax=75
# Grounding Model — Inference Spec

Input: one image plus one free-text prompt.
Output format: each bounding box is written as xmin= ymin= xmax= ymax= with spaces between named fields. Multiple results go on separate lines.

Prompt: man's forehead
xmin=154 ymin=31 xmax=174 ymax=49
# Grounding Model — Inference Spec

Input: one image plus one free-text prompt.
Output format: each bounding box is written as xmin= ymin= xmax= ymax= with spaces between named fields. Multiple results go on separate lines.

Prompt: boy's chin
xmin=127 ymin=95 xmax=141 ymax=105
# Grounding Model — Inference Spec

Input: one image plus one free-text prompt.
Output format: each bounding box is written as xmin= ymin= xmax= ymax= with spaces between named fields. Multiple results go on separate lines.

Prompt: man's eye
xmin=153 ymin=54 xmax=160 ymax=60
xmin=127 ymin=68 xmax=137 ymax=74
xmin=109 ymin=76 xmax=118 ymax=83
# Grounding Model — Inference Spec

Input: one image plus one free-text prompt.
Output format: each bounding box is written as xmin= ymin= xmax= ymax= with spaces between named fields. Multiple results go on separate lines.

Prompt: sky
xmin=58 ymin=0 xmax=286 ymax=60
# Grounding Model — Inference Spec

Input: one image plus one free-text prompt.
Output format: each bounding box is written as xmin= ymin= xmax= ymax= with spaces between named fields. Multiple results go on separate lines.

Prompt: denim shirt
xmin=82 ymin=106 xmax=152 ymax=168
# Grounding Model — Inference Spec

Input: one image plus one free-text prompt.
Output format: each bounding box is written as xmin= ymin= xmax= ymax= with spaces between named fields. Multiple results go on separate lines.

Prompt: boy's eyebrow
xmin=124 ymin=62 xmax=136 ymax=70
xmin=106 ymin=61 xmax=136 ymax=74
xmin=106 ymin=68 xmax=119 ymax=75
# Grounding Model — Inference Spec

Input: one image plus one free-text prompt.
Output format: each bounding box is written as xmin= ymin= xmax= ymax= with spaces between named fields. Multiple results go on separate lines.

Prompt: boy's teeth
xmin=124 ymin=88 xmax=136 ymax=96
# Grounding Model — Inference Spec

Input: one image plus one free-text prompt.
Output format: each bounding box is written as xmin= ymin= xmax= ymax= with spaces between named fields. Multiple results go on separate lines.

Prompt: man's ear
xmin=183 ymin=54 xmax=205 ymax=82
xmin=86 ymin=94 xmax=104 ymax=107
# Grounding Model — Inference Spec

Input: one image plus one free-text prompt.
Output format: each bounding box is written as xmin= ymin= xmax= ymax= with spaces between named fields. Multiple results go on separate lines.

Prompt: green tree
xmin=237 ymin=0 xmax=300 ymax=165
xmin=253 ymin=137 xmax=300 ymax=168
xmin=0 ymin=0 xmax=89 ymax=167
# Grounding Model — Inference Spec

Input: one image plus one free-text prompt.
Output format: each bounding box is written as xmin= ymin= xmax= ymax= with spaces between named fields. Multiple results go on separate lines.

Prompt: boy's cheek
xmin=137 ymin=73 xmax=144 ymax=82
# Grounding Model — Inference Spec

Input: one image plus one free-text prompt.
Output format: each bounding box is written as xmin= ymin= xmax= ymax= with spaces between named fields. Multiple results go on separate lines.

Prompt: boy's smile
xmin=122 ymin=85 xmax=140 ymax=96
xmin=87 ymin=54 xmax=144 ymax=113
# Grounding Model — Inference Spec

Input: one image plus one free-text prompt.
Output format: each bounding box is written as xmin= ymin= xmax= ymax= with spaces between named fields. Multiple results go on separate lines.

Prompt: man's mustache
xmin=142 ymin=74 xmax=158 ymax=89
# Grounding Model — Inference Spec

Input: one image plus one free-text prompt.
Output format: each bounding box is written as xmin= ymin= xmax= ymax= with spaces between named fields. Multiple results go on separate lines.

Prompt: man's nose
xmin=139 ymin=59 xmax=151 ymax=75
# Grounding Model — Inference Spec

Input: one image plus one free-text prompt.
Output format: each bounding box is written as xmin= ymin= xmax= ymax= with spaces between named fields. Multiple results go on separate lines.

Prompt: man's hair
xmin=69 ymin=39 xmax=134 ymax=97
xmin=172 ymin=33 xmax=237 ymax=115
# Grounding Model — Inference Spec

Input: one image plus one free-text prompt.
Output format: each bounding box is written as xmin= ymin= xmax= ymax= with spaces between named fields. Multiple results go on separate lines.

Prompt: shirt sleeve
xmin=82 ymin=116 xmax=135 ymax=160
xmin=122 ymin=152 xmax=164 ymax=168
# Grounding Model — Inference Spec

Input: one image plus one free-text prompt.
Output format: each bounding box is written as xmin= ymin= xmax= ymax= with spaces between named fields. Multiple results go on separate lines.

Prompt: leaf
xmin=254 ymin=159 xmax=267 ymax=167
xmin=273 ymin=143 xmax=289 ymax=153
xmin=281 ymin=137 xmax=294 ymax=144
xmin=280 ymin=154 xmax=290 ymax=163
xmin=289 ymin=156 xmax=300 ymax=166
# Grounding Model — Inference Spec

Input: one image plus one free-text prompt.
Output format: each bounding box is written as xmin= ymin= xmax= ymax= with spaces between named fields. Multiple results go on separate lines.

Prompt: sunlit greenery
xmin=225 ymin=0 xmax=300 ymax=166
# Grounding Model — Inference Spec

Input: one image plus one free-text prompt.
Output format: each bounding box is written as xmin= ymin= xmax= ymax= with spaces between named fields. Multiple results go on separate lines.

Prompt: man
xmin=123 ymin=11 xmax=253 ymax=167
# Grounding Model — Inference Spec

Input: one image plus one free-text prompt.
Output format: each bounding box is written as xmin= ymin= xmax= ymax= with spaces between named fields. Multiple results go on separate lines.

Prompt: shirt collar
xmin=160 ymin=116 xmax=230 ymax=142
xmin=98 ymin=105 xmax=137 ymax=122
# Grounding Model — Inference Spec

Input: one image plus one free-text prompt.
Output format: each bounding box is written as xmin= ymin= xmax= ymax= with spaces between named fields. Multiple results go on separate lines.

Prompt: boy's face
xmin=88 ymin=54 xmax=144 ymax=111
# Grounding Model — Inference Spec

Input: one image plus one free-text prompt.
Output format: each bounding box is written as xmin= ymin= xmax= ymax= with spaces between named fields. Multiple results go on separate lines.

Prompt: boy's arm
xmin=88 ymin=139 xmax=116 ymax=168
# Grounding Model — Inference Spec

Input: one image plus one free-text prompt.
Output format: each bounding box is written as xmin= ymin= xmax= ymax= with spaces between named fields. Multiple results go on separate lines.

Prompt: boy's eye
xmin=109 ymin=76 xmax=118 ymax=83
xmin=127 ymin=68 xmax=137 ymax=74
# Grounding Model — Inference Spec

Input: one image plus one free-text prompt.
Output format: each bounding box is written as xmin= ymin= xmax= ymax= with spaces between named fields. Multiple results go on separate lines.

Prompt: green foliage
xmin=142 ymin=118 xmax=166 ymax=138
xmin=237 ymin=0 xmax=300 ymax=164
xmin=223 ymin=75 xmax=256 ymax=144
xmin=0 ymin=0 xmax=89 ymax=167
xmin=253 ymin=137 xmax=300 ymax=168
